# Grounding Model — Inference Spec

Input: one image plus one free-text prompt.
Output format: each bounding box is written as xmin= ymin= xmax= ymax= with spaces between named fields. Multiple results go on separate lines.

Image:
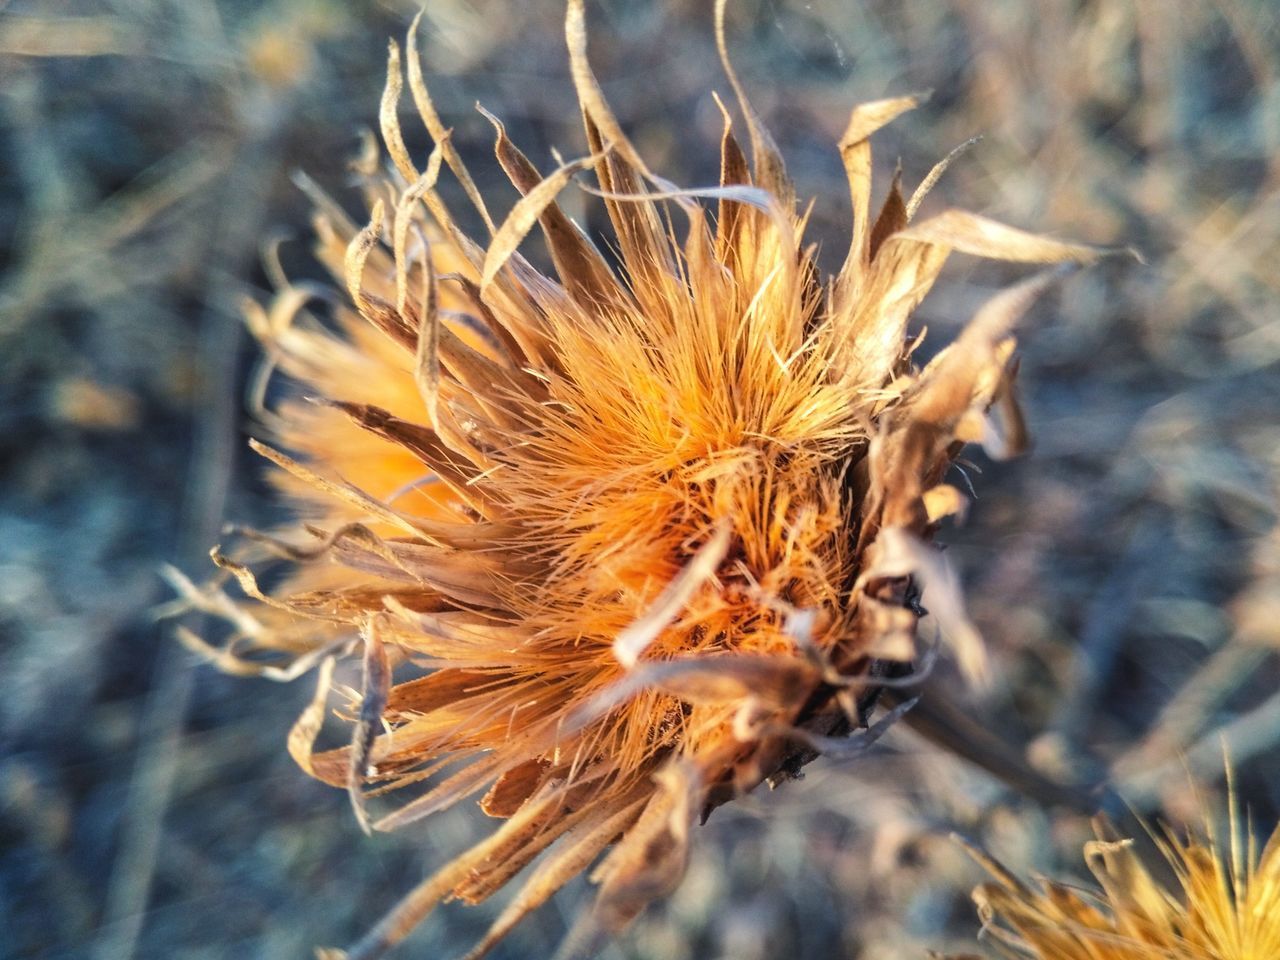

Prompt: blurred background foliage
xmin=1 ymin=0 xmax=1278 ymax=958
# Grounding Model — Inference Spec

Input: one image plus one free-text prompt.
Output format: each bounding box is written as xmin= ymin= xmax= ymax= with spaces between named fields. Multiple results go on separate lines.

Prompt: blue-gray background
xmin=3 ymin=1 xmax=1279 ymax=957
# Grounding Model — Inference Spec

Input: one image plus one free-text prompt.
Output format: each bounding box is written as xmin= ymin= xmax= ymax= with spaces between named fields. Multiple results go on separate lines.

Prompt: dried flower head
xmin=169 ymin=2 xmax=1106 ymax=957
xmin=949 ymin=792 xmax=1280 ymax=960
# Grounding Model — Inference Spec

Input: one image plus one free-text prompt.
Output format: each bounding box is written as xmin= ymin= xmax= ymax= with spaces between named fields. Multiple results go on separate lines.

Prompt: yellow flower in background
xmin=952 ymin=798 xmax=1280 ymax=960
xmin=167 ymin=1 xmax=1106 ymax=956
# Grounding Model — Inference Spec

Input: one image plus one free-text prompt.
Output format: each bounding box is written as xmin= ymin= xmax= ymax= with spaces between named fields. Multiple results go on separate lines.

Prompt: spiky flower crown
xmin=168 ymin=2 xmax=1104 ymax=957
xmin=945 ymin=791 xmax=1280 ymax=960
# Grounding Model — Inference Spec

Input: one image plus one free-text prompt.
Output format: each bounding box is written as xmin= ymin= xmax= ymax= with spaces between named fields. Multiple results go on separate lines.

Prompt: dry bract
xmin=169 ymin=2 xmax=1106 ymax=956
xmin=947 ymin=794 xmax=1280 ymax=960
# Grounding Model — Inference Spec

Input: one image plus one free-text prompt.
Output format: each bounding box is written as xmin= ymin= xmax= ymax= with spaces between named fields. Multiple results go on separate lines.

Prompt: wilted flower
xmin=168 ymin=2 xmax=1104 ymax=957
xmin=948 ymin=793 xmax=1280 ymax=960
